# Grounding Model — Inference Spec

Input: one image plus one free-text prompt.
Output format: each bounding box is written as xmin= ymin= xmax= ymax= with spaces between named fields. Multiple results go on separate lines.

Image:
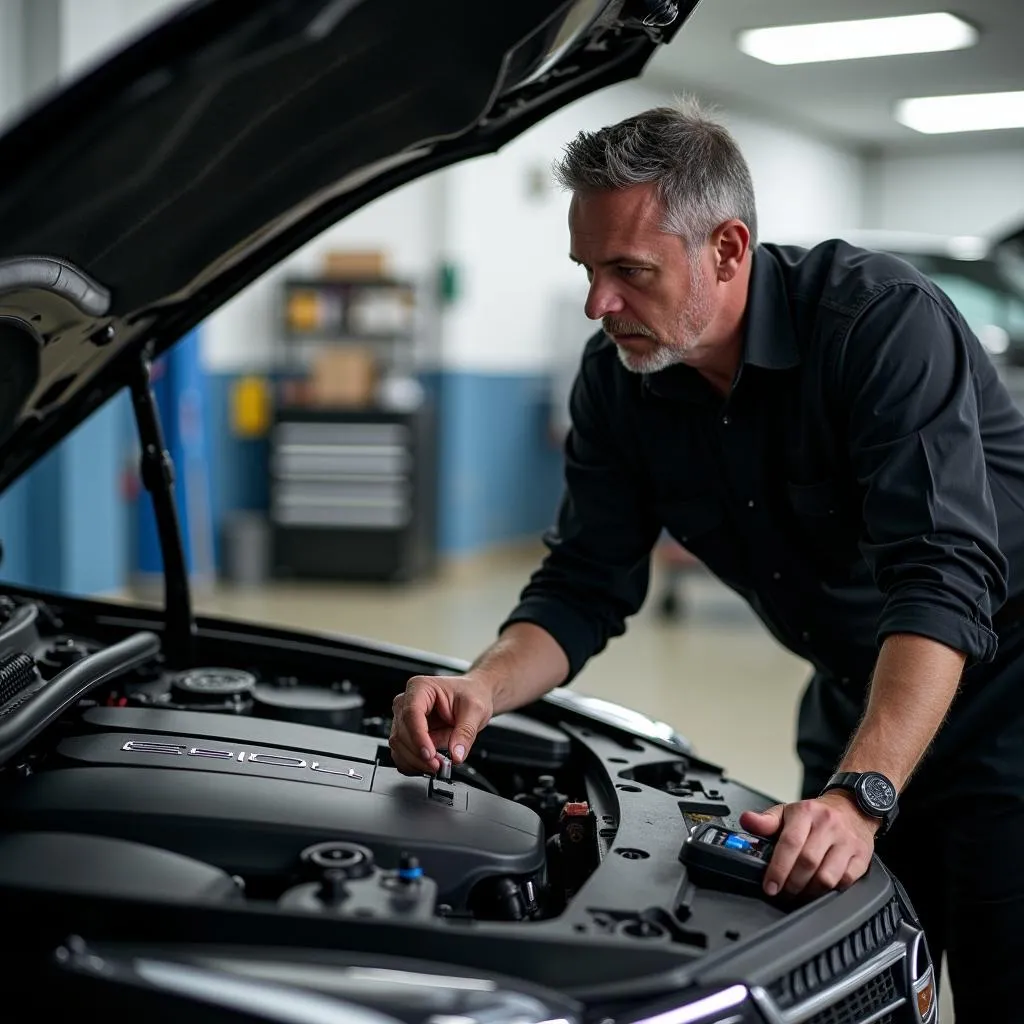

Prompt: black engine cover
xmin=0 ymin=708 xmax=545 ymax=909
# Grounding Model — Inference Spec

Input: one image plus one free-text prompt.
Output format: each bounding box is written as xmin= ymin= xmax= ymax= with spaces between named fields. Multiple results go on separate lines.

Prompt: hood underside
xmin=0 ymin=0 xmax=692 ymax=493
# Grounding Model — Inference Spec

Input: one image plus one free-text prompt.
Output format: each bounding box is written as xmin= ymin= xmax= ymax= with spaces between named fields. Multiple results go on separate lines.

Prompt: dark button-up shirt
xmin=504 ymin=241 xmax=1024 ymax=717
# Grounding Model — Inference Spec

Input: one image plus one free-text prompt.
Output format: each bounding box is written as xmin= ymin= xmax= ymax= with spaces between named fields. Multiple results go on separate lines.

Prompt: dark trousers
xmin=873 ymin=799 xmax=1024 ymax=1022
xmin=798 ymin=638 xmax=1024 ymax=1024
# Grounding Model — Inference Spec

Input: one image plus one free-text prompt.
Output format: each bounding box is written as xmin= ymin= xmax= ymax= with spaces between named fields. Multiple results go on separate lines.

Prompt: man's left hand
xmin=739 ymin=792 xmax=878 ymax=898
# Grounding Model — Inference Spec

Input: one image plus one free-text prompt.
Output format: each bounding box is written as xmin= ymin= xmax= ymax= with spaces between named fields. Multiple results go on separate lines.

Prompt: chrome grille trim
xmin=752 ymin=941 xmax=908 ymax=1024
xmin=769 ymin=898 xmax=903 ymax=1010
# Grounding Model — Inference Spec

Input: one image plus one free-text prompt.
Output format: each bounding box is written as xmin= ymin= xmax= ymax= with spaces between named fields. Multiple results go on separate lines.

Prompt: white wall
xmin=59 ymin=0 xmax=179 ymax=80
xmin=201 ymin=172 xmax=447 ymax=372
xmin=0 ymin=0 xmax=24 ymax=125
xmin=724 ymin=112 xmax=865 ymax=242
xmin=443 ymin=83 xmax=866 ymax=374
xmin=865 ymin=148 xmax=1024 ymax=239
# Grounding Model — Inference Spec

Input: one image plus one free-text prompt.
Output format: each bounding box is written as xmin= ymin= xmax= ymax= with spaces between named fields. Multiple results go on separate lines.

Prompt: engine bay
xmin=0 ymin=588 xmax=875 ymax=995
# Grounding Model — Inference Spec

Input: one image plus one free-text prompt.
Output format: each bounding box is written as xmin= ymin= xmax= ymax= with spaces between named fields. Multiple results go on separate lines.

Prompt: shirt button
xmin=747 ymin=500 xmax=755 ymax=508
xmin=721 ymin=415 xmax=730 ymax=425
xmin=772 ymin=571 xmax=782 ymax=580
xmin=801 ymin=630 xmax=811 ymax=642
xmin=841 ymin=676 xmax=851 ymax=685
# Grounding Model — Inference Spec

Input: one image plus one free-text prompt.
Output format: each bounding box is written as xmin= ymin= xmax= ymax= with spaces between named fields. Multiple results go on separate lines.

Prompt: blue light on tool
xmin=724 ymin=834 xmax=753 ymax=852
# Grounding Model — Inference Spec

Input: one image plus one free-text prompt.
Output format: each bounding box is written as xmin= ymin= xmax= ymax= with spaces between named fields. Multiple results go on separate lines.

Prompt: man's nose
xmin=584 ymin=276 xmax=625 ymax=321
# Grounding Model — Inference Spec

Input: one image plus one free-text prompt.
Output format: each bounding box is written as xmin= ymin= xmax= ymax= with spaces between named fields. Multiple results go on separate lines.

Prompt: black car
xmin=0 ymin=2 xmax=938 ymax=1022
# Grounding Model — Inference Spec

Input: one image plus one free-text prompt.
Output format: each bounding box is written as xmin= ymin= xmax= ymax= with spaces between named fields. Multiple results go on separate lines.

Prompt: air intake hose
xmin=0 ymin=652 xmax=38 ymax=709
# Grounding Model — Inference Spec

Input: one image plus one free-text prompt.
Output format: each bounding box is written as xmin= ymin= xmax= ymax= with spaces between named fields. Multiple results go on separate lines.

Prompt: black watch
xmin=821 ymin=771 xmax=899 ymax=837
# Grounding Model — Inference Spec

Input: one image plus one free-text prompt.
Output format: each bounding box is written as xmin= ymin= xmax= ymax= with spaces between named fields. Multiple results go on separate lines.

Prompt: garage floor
xmin=173 ymin=542 xmax=954 ymax=1020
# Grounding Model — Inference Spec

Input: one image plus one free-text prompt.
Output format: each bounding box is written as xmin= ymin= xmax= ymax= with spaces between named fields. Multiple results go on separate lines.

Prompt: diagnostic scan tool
xmin=680 ymin=821 xmax=775 ymax=897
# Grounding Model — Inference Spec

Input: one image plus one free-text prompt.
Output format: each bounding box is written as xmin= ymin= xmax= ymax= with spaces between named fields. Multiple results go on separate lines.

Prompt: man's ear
xmin=711 ymin=219 xmax=751 ymax=282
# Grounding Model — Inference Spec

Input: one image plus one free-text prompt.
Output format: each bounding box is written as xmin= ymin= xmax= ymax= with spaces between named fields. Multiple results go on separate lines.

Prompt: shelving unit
xmin=267 ymin=273 xmax=437 ymax=582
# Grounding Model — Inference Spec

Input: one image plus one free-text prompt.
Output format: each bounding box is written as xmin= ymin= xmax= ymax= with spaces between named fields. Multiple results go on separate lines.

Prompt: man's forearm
xmin=838 ymin=632 xmax=966 ymax=790
xmin=469 ymin=622 xmax=570 ymax=715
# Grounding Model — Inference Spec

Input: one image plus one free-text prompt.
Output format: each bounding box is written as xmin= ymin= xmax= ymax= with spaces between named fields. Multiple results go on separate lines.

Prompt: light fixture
xmin=895 ymin=91 xmax=1024 ymax=134
xmin=737 ymin=13 xmax=977 ymax=66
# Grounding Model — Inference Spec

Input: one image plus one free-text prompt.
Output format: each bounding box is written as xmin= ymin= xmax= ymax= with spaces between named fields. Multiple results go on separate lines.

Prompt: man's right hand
xmin=388 ymin=673 xmax=496 ymax=774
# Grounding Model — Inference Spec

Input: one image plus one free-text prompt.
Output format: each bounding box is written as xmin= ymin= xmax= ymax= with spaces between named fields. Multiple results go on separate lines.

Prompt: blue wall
xmin=0 ymin=394 xmax=130 ymax=595
xmin=208 ymin=370 xmax=565 ymax=562
xmin=0 ymin=364 xmax=566 ymax=593
xmin=135 ymin=330 xmax=217 ymax=581
xmin=0 ymin=475 xmax=31 ymax=585
xmin=424 ymin=371 xmax=564 ymax=555
xmin=206 ymin=372 xmax=272 ymax=517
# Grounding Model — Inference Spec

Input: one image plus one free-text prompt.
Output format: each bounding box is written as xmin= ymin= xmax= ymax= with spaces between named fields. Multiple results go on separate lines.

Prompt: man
xmin=389 ymin=101 xmax=1024 ymax=1019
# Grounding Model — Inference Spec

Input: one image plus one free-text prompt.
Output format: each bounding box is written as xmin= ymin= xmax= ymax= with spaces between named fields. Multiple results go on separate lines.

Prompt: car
xmin=0 ymin=2 xmax=938 ymax=1022
xmin=773 ymin=228 xmax=1024 ymax=366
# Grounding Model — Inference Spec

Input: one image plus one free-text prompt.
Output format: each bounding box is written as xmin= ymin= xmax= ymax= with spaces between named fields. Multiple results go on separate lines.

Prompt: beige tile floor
xmin=141 ymin=542 xmax=954 ymax=1020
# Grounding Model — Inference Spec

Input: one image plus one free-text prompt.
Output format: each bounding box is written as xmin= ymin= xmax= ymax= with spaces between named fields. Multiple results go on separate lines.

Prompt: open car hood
xmin=0 ymin=0 xmax=692 ymax=493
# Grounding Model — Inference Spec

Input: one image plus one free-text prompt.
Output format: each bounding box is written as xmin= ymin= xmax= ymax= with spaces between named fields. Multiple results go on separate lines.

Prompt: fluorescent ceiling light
xmin=738 ymin=13 xmax=977 ymax=66
xmin=896 ymin=91 xmax=1024 ymax=134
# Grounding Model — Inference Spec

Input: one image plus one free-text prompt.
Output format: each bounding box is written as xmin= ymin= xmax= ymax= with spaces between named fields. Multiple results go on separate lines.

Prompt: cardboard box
xmin=308 ymin=346 xmax=377 ymax=407
xmin=322 ymin=249 xmax=388 ymax=280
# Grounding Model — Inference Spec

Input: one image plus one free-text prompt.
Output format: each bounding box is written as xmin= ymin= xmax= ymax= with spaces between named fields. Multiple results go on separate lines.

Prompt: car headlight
xmin=617 ymin=983 xmax=759 ymax=1024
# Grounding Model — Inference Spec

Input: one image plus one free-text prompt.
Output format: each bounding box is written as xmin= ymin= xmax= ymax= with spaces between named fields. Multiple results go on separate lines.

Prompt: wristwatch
xmin=821 ymin=771 xmax=899 ymax=836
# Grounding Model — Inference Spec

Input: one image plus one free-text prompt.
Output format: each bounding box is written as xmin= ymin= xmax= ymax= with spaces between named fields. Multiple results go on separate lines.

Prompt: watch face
xmin=860 ymin=773 xmax=897 ymax=812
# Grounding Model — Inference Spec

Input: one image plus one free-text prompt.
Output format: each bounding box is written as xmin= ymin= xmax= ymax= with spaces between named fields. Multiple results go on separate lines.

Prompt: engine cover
xmin=0 ymin=708 xmax=545 ymax=909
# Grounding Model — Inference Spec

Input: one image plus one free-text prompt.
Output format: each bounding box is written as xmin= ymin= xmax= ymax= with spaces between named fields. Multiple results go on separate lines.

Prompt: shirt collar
xmin=741 ymin=244 xmax=801 ymax=371
xmin=643 ymin=245 xmax=801 ymax=401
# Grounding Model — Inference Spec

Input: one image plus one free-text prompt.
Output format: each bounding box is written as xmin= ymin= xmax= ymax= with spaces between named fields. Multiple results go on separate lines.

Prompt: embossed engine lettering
xmin=311 ymin=762 xmax=363 ymax=780
xmin=248 ymin=752 xmax=307 ymax=768
xmin=120 ymin=739 xmax=363 ymax=781
xmin=122 ymin=741 xmax=187 ymax=755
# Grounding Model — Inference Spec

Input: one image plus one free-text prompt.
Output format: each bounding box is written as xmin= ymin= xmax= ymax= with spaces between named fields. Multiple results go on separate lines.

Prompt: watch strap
xmin=823 ymin=771 xmax=861 ymax=793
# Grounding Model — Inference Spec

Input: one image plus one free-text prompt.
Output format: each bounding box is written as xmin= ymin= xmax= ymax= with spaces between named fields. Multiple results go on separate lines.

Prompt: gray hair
xmin=553 ymin=98 xmax=758 ymax=251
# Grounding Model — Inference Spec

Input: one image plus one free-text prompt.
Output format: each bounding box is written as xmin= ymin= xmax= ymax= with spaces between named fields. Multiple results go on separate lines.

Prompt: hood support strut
xmin=129 ymin=352 xmax=196 ymax=668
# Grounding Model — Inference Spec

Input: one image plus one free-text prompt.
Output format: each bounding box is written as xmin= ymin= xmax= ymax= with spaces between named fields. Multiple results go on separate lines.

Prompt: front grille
xmin=803 ymin=964 xmax=899 ymax=1024
xmin=769 ymin=898 xmax=903 ymax=1010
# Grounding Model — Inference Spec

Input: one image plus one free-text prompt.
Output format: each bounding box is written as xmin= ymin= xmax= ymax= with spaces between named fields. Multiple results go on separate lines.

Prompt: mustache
xmin=603 ymin=318 xmax=656 ymax=339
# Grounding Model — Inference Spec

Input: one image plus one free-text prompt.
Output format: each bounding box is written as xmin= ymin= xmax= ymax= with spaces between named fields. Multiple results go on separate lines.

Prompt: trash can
xmin=222 ymin=511 xmax=271 ymax=586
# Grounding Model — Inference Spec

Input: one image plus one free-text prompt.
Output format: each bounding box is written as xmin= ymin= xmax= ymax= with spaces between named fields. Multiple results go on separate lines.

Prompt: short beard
xmin=615 ymin=339 xmax=679 ymax=375
xmin=611 ymin=258 xmax=714 ymax=375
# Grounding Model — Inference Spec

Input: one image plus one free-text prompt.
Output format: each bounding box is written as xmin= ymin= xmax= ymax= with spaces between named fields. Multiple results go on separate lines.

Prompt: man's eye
xmin=619 ymin=266 xmax=643 ymax=278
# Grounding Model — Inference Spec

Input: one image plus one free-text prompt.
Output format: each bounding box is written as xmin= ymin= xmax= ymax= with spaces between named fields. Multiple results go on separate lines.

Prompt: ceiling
xmin=647 ymin=0 xmax=1024 ymax=154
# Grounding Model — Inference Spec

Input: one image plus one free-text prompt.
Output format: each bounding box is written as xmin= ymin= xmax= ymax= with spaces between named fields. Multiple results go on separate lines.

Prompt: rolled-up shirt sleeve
xmin=836 ymin=283 xmax=1008 ymax=662
xmin=500 ymin=341 xmax=662 ymax=681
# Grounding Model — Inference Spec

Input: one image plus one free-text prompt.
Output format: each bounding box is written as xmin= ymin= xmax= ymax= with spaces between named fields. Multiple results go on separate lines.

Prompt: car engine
xmin=8 ymin=702 xmax=547 ymax=917
xmin=0 ymin=598 xmax=572 ymax=923
xmin=0 ymin=590 xmax=929 ymax=1022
